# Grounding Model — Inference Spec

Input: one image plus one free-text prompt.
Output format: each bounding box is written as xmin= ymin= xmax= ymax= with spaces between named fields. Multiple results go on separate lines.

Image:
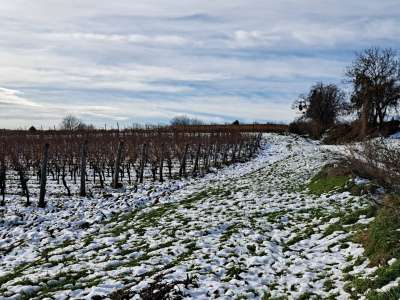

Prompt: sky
xmin=0 ymin=0 xmax=399 ymax=129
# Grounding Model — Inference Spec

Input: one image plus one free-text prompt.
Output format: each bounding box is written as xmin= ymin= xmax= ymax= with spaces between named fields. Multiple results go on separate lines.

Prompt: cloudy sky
xmin=0 ymin=0 xmax=399 ymax=129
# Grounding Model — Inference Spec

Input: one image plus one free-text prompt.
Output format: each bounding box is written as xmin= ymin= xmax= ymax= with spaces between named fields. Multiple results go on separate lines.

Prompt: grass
xmin=265 ymin=210 xmax=288 ymax=222
xmin=323 ymin=279 xmax=335 ymax=292
xmin=224 ymin=264 xmax=244 ymax=281
xmin=323 ymin=204 xmax=376 ymax=237
xmin=346 ymin=260 xmax=400 ymax=297
xmin=344 ymin=195 xmax=400 ymax=299
xmin=220 ymin=223 xmax=242 ymax=242
xmin=308 ymin=174 xmax=350 ymax=196
xmin=307 ymin=164 xmax=351 ymax=196
xmin=297 ymin=292 xmax=322 ymax=300
xmin=357 ymin=195 xmax=400 ymax=265
xmin=0 ymin=259 xmax=45 ymax=287
xmin=285 ymin=226 xmax=314 ymax=246
xmin=247 ymin=244 xmax=257 ymax=255
xmin=366 ymin=286 xmax=400 ymax=300
xmin=324 ymin=223 xmax=345 ymax=236
xmin=39 ymin=270 xmax=91 ymax=294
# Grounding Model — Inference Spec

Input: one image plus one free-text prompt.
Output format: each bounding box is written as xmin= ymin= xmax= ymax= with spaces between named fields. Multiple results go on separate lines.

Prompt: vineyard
xmin=1 ymin=132 xmax=399 ymax=299
xmin=0 ymin=127 xmax=262 ymax=208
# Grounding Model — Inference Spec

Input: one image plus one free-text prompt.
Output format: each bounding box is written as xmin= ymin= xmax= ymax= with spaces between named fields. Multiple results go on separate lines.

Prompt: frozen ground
xmin=0 ymin=134 xmax=380 ymax=299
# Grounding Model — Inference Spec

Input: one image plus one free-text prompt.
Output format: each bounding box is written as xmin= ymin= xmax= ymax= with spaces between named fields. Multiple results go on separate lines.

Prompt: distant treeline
xmin=0 ymin=123 xmax=288 ymax=136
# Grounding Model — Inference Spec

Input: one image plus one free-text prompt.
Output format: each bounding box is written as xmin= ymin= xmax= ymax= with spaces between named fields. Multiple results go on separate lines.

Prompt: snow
xmin=390 ymin=131 xmax=400 ymax=139
xmin=0 ymin=134 xmax=388 ymax=299
xmin=354 ymin=177 xmax=370 ymax=185
xmin=378 ymin=277 xmax=400 ymax=293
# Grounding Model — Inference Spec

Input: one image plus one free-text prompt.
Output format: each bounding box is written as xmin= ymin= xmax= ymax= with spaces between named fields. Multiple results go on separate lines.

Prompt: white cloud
xmin=231 ymin=18 xmax=400 ymax=49
xmin=0 ymin=0 xmax=399 ymax=128
xmin=46 ymin=32 xmax=188 ymax=46
xmin=0 ymin=87 xmax=42 ymax=107
xmin=233 ymin=30 xmax=281 ymax=48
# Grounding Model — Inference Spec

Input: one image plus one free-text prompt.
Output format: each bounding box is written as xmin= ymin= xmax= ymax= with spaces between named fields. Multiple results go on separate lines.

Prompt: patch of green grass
xmin=19 ymin=269 xmax=91 ymax=299
xmin=0 ymin=259 xmax=45 ymax=287
xmin=265 ymin=210 xmax=288 ymax=222
xmin=354 ymin=256 xmax=366 ymax=266
xmin=220 ymin=223 xmax=242 ymax=242
xmin=343 ymin=205 xmax=376 ymax=225
xmin=110 ymin=224 xmax=127 ymax=236
xmin=323 ymin=279 xmax=335 ymax=292
xmin=357 ymin=196 xmax=400 ymax=266
xmin=182 ymin=190 xmax=209 ymax=207
xmin=261 ymin=292 xmax=288 ymax=300
xmin=347 ymin=260 xmax=400 ymax=296
xmin=324 ymin=223 xmax=345 ymax=236
xmin=286 ymin=226 xmax=314 ymax=246
xmin=117 ymin=253 xmax=152 ymax=269
xmin=224 ymin=264 xmax=244 ymax=281
xmin=342 ymin=264 xmax=354 ymax=273
xmin=323 ymin=205 xmax=376 ymax=237
xmin=308 ymin=174 xmax=350 ymax=196
xmin=247 ymin=244 xmax=257 ymax=255
xmin=307 ymin=164 xmax=352 ymax=196
xmin=83 ymin=235 xmax=94 ymax=246
xmin=366 ymin=286 xmax=400 ymax=300
xmin=297 ymin=292 xmax=322 ymax=300
xmin=344 ymin=195 xmax=400 ymax=298
xmin=137 ymin=204 xmax=173 ymax=227
xmin=11 ymin=277 xmax=36 ymax=286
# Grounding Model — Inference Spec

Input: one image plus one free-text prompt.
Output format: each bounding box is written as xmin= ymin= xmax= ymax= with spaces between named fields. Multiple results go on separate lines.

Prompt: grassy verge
xmin=345 ymin=194 xmax=400 ymax=299
xmin=307 ymin=164 xmax=352 ymax=196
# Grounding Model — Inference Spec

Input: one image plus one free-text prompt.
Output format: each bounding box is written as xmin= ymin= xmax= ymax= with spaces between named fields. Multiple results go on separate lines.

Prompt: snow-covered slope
xmin=0 ymin=134 xmax=377 ymax=299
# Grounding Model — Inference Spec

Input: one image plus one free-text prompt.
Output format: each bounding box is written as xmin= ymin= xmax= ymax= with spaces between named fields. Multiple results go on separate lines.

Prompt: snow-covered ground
xmin=390 ymin=131 xmax=400 ymax=139
xmin=0 ymin=134 xmax=379 ymax=299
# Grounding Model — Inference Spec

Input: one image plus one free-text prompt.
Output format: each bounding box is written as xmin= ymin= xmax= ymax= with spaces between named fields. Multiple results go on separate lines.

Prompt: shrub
xmin=322 ymin=122 xmax=361 ymax=144
xmin=288 ymin=120 xmax=321 ymax=139
xmin=345 ymin=139 xmax=400 ymax=191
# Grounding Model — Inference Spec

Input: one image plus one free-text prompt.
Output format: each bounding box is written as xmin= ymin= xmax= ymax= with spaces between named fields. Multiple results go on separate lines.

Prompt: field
xmin=0 ymin=133 xmax=398 ymax=299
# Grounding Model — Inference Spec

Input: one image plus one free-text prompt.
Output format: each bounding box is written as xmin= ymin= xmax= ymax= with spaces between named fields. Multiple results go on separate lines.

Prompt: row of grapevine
xmin=0 ymin=128 xmax=262 ymax=207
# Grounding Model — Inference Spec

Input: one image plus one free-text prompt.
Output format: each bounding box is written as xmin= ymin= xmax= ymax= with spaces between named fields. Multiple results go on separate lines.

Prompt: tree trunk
xmin=360 ymin=100 xmax=369 ymax=138
xmin=38 ymin=143 xmax=49 ymax=208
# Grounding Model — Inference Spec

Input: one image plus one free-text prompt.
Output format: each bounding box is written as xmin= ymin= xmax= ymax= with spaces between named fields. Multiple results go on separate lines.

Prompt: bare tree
xmin=293 ymin=82 xmax=346 ymax=137
xmin=170 ymin=115 xmax=204 ymax=126
xmin=60 ymin=115 xmax=82 ymax=131
xmin=77 ymin=123 xmax=95 ymax=131
xmin=346 ymin=47 xmax=400 ymax=136
xmin=60 ymin=115 xmax=95 ymax=131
